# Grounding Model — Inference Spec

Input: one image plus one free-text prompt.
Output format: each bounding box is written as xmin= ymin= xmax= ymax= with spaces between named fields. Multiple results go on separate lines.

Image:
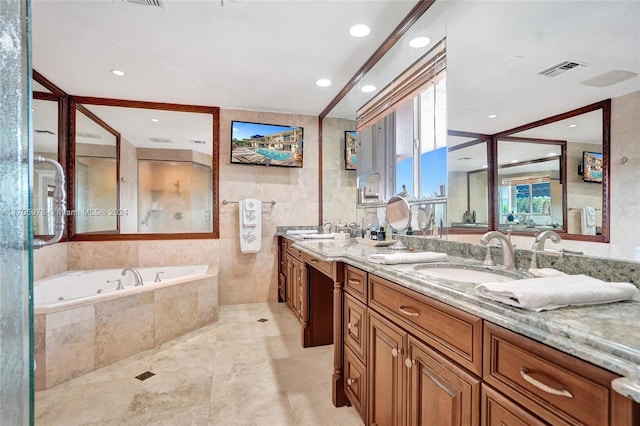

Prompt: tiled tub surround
xmin=34 ymin=267 xmax=219 ymax=390
xmin=283 ymin=235 xmax=640 ymax=403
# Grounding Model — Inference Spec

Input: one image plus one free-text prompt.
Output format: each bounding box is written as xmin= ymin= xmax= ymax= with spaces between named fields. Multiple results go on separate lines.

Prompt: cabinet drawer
xmin=368 ymin=274 xmax=483 ymax=376
xmin=285 ymin=239 xmax=303 ymax=259
xmin=344 ymin=346 xmax=367 ymax=423
xmin=344 ymin=264 xmax=367 ymax=302
xmin=484 ymin=322 xmax=616 ymax=426
xmin=302 ymin=252 xmax=334 ymax=278
xmin=344 ymin=293 xmax=367 ymax=363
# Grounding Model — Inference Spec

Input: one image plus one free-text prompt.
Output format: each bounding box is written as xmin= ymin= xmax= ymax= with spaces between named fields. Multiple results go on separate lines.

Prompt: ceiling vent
xmin=118 ymin=0 xmax=165 ymax=8
xmin=191 ymin=140 xmax=207 ymax=145
xmin=149 ymin=137 xmax=173 ymax=144
xmin=538 ymin=60 xmax=587 ymax=77
xmin=35 ymin=129 xmax=55 ymax=135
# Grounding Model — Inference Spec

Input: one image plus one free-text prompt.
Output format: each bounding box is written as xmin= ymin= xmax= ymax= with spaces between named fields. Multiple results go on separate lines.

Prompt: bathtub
xmin=34 ymin=265 xmax=218 ymax=390
xmin=34 ymin=265 xmax=210 ymax=310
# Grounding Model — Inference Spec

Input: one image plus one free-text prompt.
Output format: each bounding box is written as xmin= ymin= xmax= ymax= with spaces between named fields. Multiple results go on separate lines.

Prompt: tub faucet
xmin=121 ymin=268 xmax=143 ymax=286
xmin=480 ymin=231 xmax=517 ymax=271
xmin=529 ymin=230 xmax=562 ymax=270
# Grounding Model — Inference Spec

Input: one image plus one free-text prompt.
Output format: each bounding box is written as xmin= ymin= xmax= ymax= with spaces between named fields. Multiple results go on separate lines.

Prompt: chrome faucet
xmin=529 ymin=230 xmax=562 ymax=269
xmin=121 ymin=268 xmax=143 ymax=286
xmin=480 ymin=231 xmax=517 ymax=270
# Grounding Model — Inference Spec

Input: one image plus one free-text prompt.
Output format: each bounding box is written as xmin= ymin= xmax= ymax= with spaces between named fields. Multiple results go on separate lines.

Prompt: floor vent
xmin=119 ymin=0 xmax=165 ymax=8
xmin=538 ymin=60 xmax=586 ymax=77
xmin=257 ymin=318 xmax=268 ymax=323
xmin=135 ymin=371 xmax=156 ymax=381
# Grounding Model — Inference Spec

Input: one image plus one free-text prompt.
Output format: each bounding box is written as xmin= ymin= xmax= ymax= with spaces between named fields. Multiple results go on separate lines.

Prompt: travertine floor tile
xmin=35 ymin=302 xmax=362 ymax=426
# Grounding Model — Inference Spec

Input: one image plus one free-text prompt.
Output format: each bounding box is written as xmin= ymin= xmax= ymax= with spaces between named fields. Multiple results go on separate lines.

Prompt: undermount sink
xmin=413 ymin=263 xmax=531 ymax=284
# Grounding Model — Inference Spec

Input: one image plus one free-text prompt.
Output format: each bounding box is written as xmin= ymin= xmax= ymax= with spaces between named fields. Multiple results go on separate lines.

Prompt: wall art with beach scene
xmin=345 ymin=130 xmax=357 ymax=170
xmin=231 ymin=120 xmax=303 ymax=168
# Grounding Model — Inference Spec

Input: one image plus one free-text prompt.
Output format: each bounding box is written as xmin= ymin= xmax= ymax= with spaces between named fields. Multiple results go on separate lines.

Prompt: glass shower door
xmin=1 ymin=0 xmax=34 ymax=424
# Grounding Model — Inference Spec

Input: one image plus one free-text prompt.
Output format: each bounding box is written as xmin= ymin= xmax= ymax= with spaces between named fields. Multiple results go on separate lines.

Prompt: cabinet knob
xmin=391 ymin=348 xmax=401 ymax=357
xmin=405 ymin=358 xmax=415 ymax=368
xmin=347 ymin=378 xmax=357 ymax=386
xmin=347 ymin=321 xmax=358 ymax=330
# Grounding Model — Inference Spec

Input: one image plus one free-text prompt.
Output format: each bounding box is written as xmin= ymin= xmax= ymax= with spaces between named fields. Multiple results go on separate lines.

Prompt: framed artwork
xmin=231 ymin=120 xmax=303 ymax=168
xmin=345 ymin=130 xmax=357 ymax=170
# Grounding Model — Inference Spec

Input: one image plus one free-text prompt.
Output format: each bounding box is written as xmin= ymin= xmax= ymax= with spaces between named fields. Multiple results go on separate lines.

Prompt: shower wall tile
xmin=94 ymin=292 xmax=155 ymax=368
xmin=45 ymin=306 xmax=95 ymax=388
xmin=155 ymin=281 xmax=199 ymax=345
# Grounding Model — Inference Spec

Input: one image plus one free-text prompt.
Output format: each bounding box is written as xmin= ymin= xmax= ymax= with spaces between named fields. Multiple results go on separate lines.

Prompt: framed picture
xmin=582 ymin=151 xmax=603 ymax=183
xmin=230 ymin=120 xmax=303 ymax=168
xmin=345 ymin=130 xmax=357 ymax=170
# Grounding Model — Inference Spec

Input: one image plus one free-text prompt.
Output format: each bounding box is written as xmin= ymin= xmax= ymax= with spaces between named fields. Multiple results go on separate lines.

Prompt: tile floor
xmin=35 ymin=302 xmax=363 ymax=426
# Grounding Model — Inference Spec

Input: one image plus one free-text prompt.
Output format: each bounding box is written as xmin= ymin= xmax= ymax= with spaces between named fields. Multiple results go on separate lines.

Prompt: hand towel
xmin=475 ymin=274 xmax=638 ymax=311
xmin=300 ymin=233 xmax=335 ymax=240
xmin=368 ymin=252 xmax=447 ymax=265
xmin=239 ymin=199 xmax=261 ymax=253
xmin=286 ymin=229 xmax=319 ymax=235
xmin=242 ymin=199 xmax=259 ymax=227
xmin=581 ymin=207 xmax=596 ymax=235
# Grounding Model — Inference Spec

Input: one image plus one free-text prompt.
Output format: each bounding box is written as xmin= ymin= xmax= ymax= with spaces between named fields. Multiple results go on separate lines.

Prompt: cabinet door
xmin=481 ymin=385 xmax=547 ymax=426
xmin=407 ymin=336 xmax=480 ymax=426
xmin=285 ymin=255 xmax=293 ymax=309
xmin=368 ymin=311 xmax=405 ymax=426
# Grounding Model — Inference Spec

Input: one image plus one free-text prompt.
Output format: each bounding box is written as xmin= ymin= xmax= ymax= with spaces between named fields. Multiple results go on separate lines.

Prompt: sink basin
xmin=413 ymin=263 xmax=531 ymax=284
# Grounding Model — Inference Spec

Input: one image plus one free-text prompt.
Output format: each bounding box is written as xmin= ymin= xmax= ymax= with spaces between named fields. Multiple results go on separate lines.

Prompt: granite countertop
xmin=281 ymin=235 xmax=640 ymax=403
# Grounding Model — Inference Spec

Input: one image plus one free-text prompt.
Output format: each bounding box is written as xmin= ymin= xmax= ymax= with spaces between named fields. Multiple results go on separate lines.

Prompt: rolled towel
xmin=368 ymin=252 xmax=447 ymax=265
xmin=475 ymin=274 xmax=638 ymax=311
xmin=527 ymin=268 xmax=567 ymax=278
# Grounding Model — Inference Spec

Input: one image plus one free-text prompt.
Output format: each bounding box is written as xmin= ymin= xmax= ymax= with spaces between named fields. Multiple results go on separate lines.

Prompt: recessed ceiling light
xmin=151 ymin=118 xmax=160 ymax=122
xmin=349 ymin=24 xmax=370 ymax=38
xmin=315 ymin=79 xmax=332 ymax=87
xmin=510 ymin=159 xmax=519 ymax=163
xmin=110 ymin=69 xmax=126 ymax=77
xmin=548 ymin=152 xmax=557 ymax=156
xmin=482 ymin=165 xmax=488 ymax=168
xmin=409 ymin=36 xmax=431 ymax=48
xmin=568 ymin=124 xmax=577 ymax=128
xmin=488 ymin=114 xmax=497 ymax=119
xmin=361 ymin=85 xmax=376 ymax=93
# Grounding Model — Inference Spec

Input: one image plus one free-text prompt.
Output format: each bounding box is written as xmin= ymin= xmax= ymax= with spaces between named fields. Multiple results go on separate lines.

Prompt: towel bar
xmin=222 ymin=200 xmax=276 ymax=206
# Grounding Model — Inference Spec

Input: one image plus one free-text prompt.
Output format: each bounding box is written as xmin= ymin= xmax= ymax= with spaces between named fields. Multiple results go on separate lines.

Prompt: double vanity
xmin=277 ymin=229 xmax=640 ymax=425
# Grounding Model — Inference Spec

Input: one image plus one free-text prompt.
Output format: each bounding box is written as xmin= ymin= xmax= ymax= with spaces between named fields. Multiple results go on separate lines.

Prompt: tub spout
xmin=121 ymin=268 xmax=143 ymax=286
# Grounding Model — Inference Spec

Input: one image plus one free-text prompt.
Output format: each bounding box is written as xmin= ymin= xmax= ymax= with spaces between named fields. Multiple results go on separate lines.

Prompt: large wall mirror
xmin=69 ymin=97 xmax=220 ymax=240
xmin=446 ymin=1 xmax=638 ymax=243
xmin=320 ymin=0 xmax=447 ymax=225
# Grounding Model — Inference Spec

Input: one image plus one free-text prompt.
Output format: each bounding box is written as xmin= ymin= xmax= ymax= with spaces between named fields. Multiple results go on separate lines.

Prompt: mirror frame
xmin=495 ymin=99 xmax=610 ymax=242
xmin=32 ymin=70 xmax=69 ymax=241
xmin=450 ymin=100 xmax=610 ymax=242
xmin=69 ymin=96 xmax=220 ymax=241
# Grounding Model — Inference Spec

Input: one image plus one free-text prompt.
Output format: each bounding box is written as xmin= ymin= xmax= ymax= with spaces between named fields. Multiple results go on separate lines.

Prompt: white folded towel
xmin=242 ymin=199 xmax=258 ymax=227
xmin=475 ymin=274 xmax=638 ymax=311
xmin=286 ymin=229 xmax=319 ymax=235
xmin=528 ymin=268 xmax=567 ymax=278
xmin=300 ymin=233 xmax=335 ymax=239
xmin=581 ymin=206 xmax=597 ymax=235
xmin=239 ymin=199 xmax=261 ymax=253
xmin=368 ymin=252 xmax=447 ymax=265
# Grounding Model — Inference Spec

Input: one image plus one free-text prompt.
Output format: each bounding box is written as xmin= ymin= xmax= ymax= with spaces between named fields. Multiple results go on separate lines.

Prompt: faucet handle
xmin=154 ymin=272 xmax=164 ymax=283
xmin=107 ymin=279 xmax=124 ymax=290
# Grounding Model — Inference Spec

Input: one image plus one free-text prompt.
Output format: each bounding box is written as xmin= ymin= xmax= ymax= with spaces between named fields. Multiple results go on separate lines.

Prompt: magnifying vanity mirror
xmin=385 ymin=196 xmax=411 ymax=250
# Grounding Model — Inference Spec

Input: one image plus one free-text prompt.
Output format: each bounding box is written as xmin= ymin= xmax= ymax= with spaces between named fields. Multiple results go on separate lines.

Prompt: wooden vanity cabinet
xmin=363 ymin=274 xmax=483 ymax=426
xmin=483 ymin=322 xmax=639 ymax=426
